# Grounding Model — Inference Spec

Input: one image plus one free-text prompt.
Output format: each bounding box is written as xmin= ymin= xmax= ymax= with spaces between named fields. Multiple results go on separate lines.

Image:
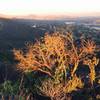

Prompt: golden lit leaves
xmin=82 ymin=40 xmax=96 ymax=54
xmin=84 ymin=57 xmax=99 ymax=85
xmin=63 ymin=75 xmax=84 ymax=93
xmin=13 ymin=49 xmax=39 ymax=71
xmin=44 ymin=33 xmax=65 ymax=55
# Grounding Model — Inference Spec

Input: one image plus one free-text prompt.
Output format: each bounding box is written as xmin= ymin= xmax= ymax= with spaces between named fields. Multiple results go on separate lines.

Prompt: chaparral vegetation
xmin=4 ymin=32 xmax=98 ymax=100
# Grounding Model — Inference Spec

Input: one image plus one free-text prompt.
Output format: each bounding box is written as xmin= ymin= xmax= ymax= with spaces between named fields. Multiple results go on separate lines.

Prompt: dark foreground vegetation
xmin=0 ymin=18 xmax=100 ymax=100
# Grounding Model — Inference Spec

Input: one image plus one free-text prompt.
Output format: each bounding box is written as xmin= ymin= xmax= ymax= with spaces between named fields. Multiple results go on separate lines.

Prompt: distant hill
xmin=0 ymin=13 xmax=75 ymax=20
xmin=1 ymin=12 xmax=100 ymax=20
xmin=0 ymin=18 xmax=50 ymax=51
xmin=13 ymin=14 xmax=74 ymax=20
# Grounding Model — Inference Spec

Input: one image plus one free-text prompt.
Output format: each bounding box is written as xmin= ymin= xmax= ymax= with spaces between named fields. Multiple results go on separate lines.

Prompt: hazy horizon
xmin=0 ymin=0 xmax=100 ymax=18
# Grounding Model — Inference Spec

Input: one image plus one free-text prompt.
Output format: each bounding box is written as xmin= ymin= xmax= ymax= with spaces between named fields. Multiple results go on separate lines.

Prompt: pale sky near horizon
xmin=0 ymin=0 xmax=100 ymax=16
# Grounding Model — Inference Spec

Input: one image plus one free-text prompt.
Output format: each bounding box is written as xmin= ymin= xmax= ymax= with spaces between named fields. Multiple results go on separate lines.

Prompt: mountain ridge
xmin=0 ymin=13 xmax=100 ymax=20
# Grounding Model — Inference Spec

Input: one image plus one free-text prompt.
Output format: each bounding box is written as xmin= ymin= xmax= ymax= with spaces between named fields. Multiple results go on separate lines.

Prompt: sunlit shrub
xmin=13 ymin=32 xmax=99 ymax=99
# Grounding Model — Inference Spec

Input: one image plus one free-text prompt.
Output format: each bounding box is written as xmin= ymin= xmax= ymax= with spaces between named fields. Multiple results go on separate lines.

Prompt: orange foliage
xmin=63 ymin=75 xmax=83 ymax=93
xmin=84 ymin=57 xmax=99 ymax=85
xmin=13 ymin=32 xmax=99 ymax=84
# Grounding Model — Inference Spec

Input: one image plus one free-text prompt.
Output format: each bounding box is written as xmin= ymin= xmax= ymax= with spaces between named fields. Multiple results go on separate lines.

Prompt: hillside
xmin=0 ymin=18 xmax=48 ymax=50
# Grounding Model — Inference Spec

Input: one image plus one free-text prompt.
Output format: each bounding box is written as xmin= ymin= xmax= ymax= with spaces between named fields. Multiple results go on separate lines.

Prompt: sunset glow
xmin=0 ymin=0 xmax=100 ymax=16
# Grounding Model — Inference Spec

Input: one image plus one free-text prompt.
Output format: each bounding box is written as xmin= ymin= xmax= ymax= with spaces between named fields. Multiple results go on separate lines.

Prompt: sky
xmin=0 ymin=0 xmax=100 ymax=16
